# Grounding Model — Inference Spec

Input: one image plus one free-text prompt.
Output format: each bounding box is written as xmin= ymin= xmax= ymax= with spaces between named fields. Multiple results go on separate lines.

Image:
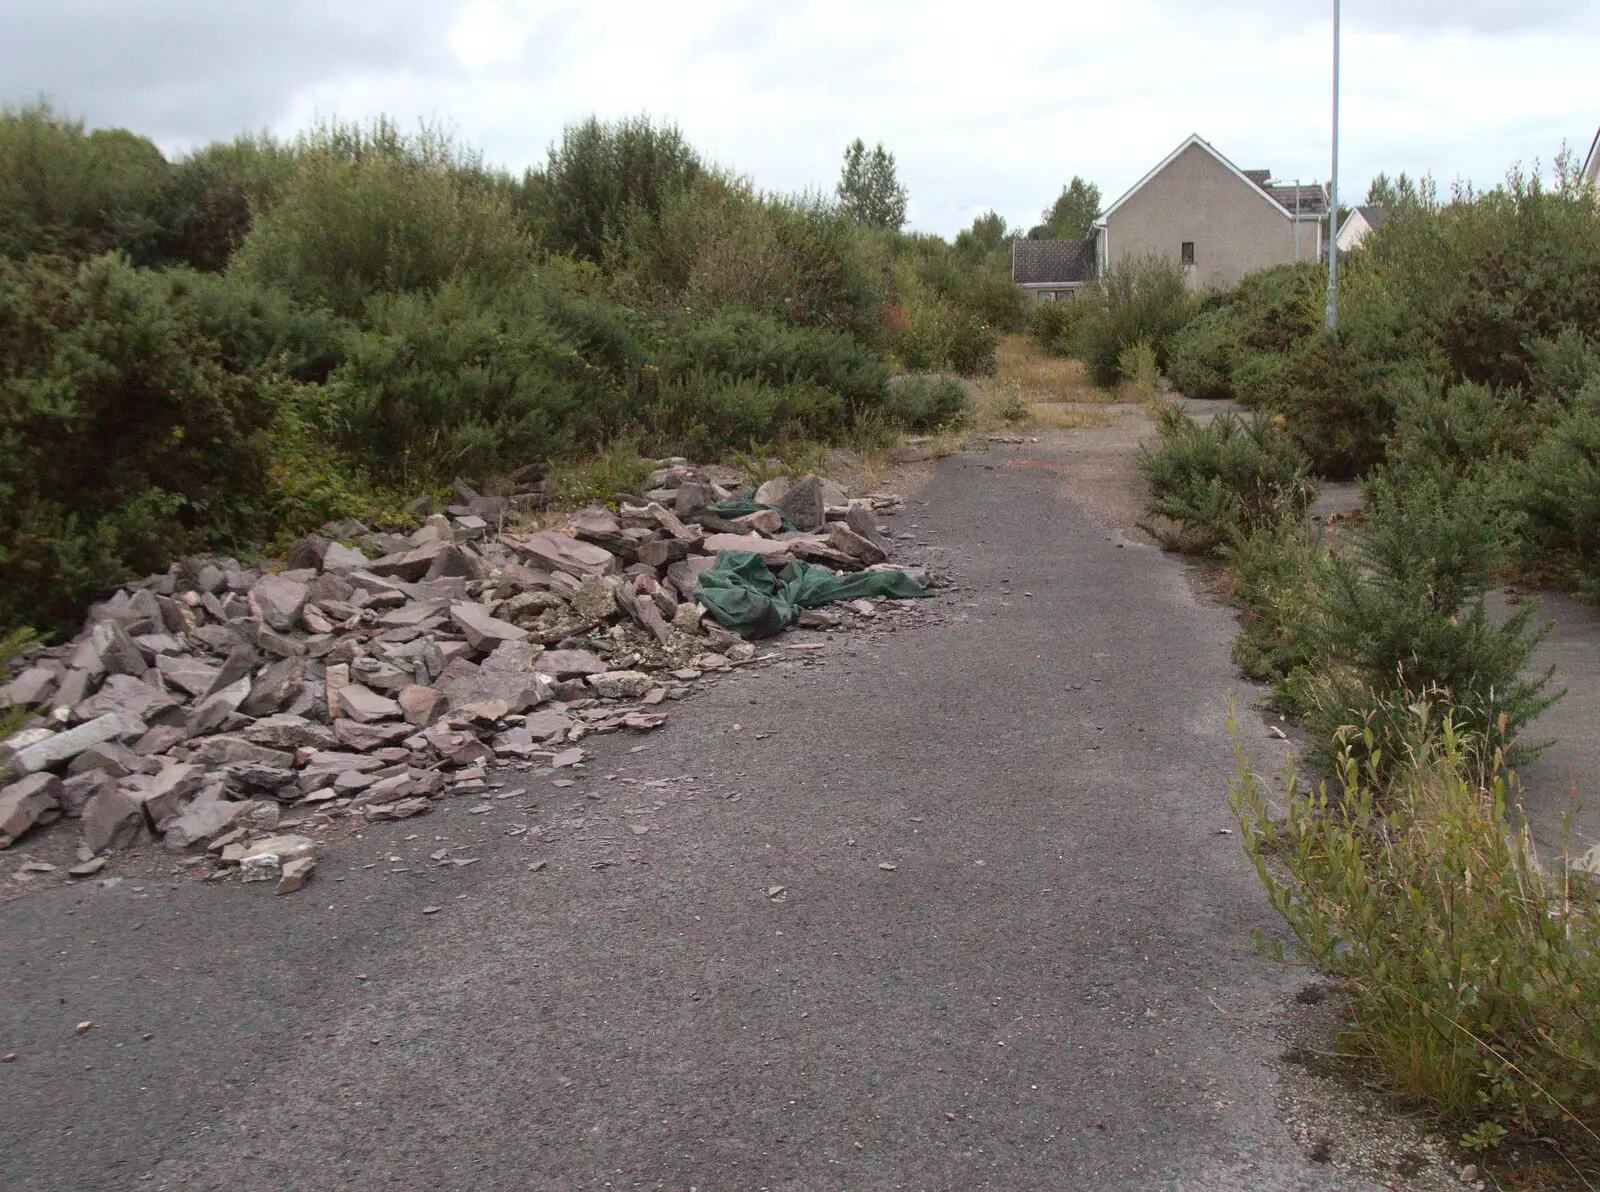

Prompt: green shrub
xmin=660 ymin=307 xmax=889 ymax=410
xmin=1075 ymin=254 xmax=1197 ymax=388
xmin=1232 ymin=710 xmax=1600 ymax=1149
xmin=1249 ymin=334 xmax=1409 ymax=478
xmin=892 ymin=292 xmax=996 ymax=376
xmin=232 ymin=118 xmax=532 ymax=315
xmin=1117 ymin=340 xmax=1160 ymax=399
xmin=1295 ymin=474 xmax=1554 ymax=765
xmin=1512 ymin=398 xmax=1600 ymax=597
xmin=1027 ymin=298 xmax=1089 ymax=356
xmin=1139 ymin=405 xmax=1318 ymax=553
xmin=0 ymin=254 xmax=283 ymax=633
xmin=1166 ymin=308 xmax=1241 ymax=399
xmin=884 ymin=374 xmax=971 ymax=430
xmin=534 ymin=115 xmax=702 ymax=264
xmin=330 ymin=277 xmax=639 ymax=486
xmin=643 ymin=373 xmax=846 ymax=460
xmin=0 ymin=103 xmax=171 ymax=262
xmin=1225 ymin=520 xmax=1330 ymax=686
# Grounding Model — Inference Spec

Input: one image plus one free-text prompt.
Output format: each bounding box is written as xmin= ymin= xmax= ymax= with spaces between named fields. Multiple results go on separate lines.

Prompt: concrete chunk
xmin=5 ymin=713 xmax=125 ymax=778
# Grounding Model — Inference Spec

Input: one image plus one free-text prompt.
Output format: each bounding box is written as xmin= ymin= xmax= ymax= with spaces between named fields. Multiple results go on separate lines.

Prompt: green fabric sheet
xmin=695 ymin=550 xmax=932 ymax=639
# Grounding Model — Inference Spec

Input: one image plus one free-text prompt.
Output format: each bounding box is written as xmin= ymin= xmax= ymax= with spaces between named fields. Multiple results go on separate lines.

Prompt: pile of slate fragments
xmin=0 ymin=462 xmax=930 ymax=894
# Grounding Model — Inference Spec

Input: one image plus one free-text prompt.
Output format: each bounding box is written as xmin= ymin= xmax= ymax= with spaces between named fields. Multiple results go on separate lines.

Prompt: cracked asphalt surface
xmin=0 ymin=437 xmax=1382 ymax=1191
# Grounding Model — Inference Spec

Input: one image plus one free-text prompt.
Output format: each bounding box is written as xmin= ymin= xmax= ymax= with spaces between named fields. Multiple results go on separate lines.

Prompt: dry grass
xmin=1029 ymin=403 xmax=1117 ymax=430
xmin=989 ymin=334 xmax=1116 ymax=405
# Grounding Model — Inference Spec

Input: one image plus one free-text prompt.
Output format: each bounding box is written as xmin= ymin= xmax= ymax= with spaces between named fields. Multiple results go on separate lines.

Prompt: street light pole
xmin=1326 ymin=0 xmax=1340 ymax=333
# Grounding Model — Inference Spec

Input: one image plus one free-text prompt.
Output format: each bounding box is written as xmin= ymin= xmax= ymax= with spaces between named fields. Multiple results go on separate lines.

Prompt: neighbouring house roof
xmin=1097 ymin=134 xmax=1326 ymax=225
xmin=1263 ymin=184 xmax=1329 ymax=217
xmin=1584 ymin=125 xmax=1599 ymax=183
xmin=1012 ymin=238 xmax=1096 ymax=286
xmin=1353 ymin=204 xmax=1391 ymax=229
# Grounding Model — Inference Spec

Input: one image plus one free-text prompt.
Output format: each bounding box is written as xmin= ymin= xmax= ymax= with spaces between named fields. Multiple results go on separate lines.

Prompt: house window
xmin=1181 ymin=241 xmax=1195 ymax=265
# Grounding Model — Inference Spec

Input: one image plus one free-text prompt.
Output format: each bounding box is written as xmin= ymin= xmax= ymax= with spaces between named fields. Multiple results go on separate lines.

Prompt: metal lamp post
xmin=1326 ymin=0 xmax=1340 ymax=333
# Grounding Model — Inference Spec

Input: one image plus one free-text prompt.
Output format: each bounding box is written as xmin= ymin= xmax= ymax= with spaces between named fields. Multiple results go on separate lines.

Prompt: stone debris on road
xmin=0 ymin=464 xmax=937 ymax=894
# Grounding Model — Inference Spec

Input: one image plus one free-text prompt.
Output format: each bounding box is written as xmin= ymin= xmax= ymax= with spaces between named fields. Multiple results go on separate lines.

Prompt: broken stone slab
xmin=665 ymin=556 xmax=719 ymax=601
xmin=508 ymin=531 xmax=619 ymax=579
xmin=239 ymin=657 xmax=304 ymax=718
xmin=377 ymin=599 xmax=448 ymax=629
xmin=136 ymin=761 xmax=206 ymax=826
xmin=731 ymin=509 xmax=783 ymax=535
xmin=277 ymin=855 xmax=315 ymax=894
xmin=251 ymin=574 xmax=310 ymax=633
xmin=80 ymin=788 xmax=147 ymax=853
xmin=59 ymin=771 xmax=112 ymax=817
xmin=435 ymin=659 xmax=551 ymax=713
xmin=66 ymin=742 xmax=155 ymax=780
xmin=131 ymin=724 xmax=187 ymax=757
xmin=333 ymin=719 xmax=416 ymax=751
xmin=481 ymin=640 xmax=543 ymax=672
xmin=699 ymin=534 xmax=795 ymax=564
xmin=0 ymin=773 xmax=62 ymax=847
xmin=242 ymin=714 xmax=336 ymax=751
xmin=397 ymin=685 xmax=449 ymax=727
xmin=336 ymin=683 xmax=403 ymax=724
xmin=77 ymin=674 xmax=184 ymax=726
xmin=449 ymin=602 xmax=529 ymax=653
xmin=587 ymin=671 xmax=654 ymax=700
xmin=523 ymin=710 xmax=574 ymax=743
xmin=673 ymin=481 xmax=715 ymax=519
xmin=238 ymin=834 xmax=316 ymax=882
xmin=789 ymin=539 xmax=858 ymax=569
xmin=531 ymin=650 xmax=608 ymax=679
xmin=202 ymin=644 xmax=258 ymax=699
xmin=189 ymin=737 xmax=295 ymax=769
xmin=365 ymin=797 xmax=430 ymax=821
xmin=320 ymin=542 xmax=368 ymax=573
xmin=324 ymin=663 xmax=350 ymax=721
xmin=636 ymin=538 xmax=691 ymax=569
xmin=4 ymin=713 xmax=125 ymax=778
xmin=365 ymin=540 xmax=450 ymax=582
xmin=777 ymin=475 xmax=827 ymax=532
xmin=162 ymin=795 xmax=254 ymax=851
xmin=155 ymin=654 xmax=219 ymax=697
xmin=186 ymin=675 xmax=252 ymax=738
xmin=3 ymin=666 xmax=58 ymax=708
xmin=753 ymin=476 xmax=791 ymax=506
xmin=424 ymin=544 xmax=489 ymax=582
xmin=825 ymin=522 xmax=889 ymax=566
xmin=672 ymin=601 xmax=707 ymax=633
xmin=845 ymin=501 xmax=889 ymax=548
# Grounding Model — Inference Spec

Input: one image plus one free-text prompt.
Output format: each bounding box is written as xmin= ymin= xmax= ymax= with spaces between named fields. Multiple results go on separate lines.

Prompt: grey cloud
xmin=0 ymin=0 xmax=460 ymax=141
xmin=1194 ymin=0 xmax=1595 ymax=34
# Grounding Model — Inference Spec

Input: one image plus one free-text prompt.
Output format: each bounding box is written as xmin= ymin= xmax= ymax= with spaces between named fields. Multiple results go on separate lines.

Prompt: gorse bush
xmin=0 ymin=254 xmax=283 ymax=631
xmin=1232 ymin=711 xmax=1600 ymax=1150
xmin=1026 ymin=297 xmax=1088 ymax=356
xmin=1075 ymin=254 xmax=1196 ymax=387
xmin=1139 ymin=406 xmax=1318 ymax=554
xmin=883 ymin=374 xmax=971 ymax=430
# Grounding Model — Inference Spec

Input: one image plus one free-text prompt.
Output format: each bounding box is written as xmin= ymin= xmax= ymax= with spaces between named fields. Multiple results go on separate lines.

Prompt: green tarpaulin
xmin=695 ymin=550 xmax=932 ymax=639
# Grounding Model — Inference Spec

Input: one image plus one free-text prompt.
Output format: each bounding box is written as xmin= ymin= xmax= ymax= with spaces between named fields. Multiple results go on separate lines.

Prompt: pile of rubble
xmin=0 ymin=463 xmax=928 ymax=893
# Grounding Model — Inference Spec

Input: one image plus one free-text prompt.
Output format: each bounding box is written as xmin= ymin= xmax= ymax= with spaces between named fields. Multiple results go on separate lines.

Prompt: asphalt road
xmin=1 ymin=443 xmax=1375 ymax=1191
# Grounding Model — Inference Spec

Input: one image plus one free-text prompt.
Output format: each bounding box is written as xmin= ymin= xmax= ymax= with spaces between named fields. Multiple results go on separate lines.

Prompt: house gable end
xmin=1099 ymin=134 xmax=1309 ymax=227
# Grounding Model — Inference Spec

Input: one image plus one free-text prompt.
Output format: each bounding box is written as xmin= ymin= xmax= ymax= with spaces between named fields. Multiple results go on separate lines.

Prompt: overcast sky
xmin=5 ymin=0 xmax=1597 ymax=237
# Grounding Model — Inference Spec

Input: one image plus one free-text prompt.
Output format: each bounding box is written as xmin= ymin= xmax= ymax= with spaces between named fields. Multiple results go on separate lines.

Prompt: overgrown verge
xmin=0 ymin=104 xmax=1013 ymax=639
xmin=1136 ymin=153 xmax=1600 ymax=1167
xmin=1233 ymin=709 xmax=1600 ymax=1162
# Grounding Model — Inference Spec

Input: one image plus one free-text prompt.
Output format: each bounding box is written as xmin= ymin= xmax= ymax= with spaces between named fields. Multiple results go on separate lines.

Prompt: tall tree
xmin=1027 ymin=176 xmax=1100 ymax=240
xmin=836 ymin=138 xmax=908 ymax=230
xmin=955 ymin=209 xmax=1009 ymax=259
